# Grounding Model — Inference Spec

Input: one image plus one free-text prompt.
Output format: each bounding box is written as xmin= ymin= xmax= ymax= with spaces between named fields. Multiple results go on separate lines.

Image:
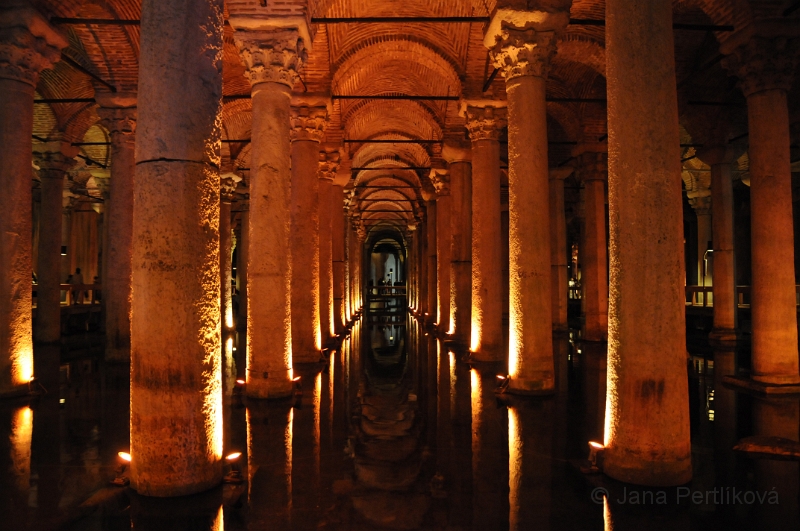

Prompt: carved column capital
xmin=33 ymin=141 xmax=78 ymax=179
xmin=0 ymin=5 xmax=67 ymax=86
xmin=489 ymin=28 xmax=557 ymax=80
xmin=96 ymin=92 xmax=137 ymax=142
xmin=233 ymin=29 xmax=306 ymax=89
xmin=723 ymin=34 xmax=799 ymax=97
xmin=688 ymin=194 xmax=712 ymax=216
xmin=290 ymin=104 xmax=328 ymax=142
xmin=461 ymin=103 xmax=507 ymax=141
xmin=318 ymin=150 xmax=340 ymax=181
xmin=430 ymin=168 xmax=450 ymax=197
xmin=220 ymin=172 xmax=241 ymax=202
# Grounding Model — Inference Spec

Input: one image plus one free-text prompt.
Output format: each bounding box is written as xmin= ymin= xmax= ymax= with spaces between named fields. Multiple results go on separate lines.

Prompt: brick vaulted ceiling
xmin=29 ymin=0 xmax=800 ymax=233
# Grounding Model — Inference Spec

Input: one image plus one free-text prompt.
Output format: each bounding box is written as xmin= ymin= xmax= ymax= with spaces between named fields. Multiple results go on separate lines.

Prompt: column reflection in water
xmin=32 ymin=344 xmax=61 ymax=520
xmin=752 ymin=397 xmax=799 ymax=529
xmin=0 ymin=405 xmax=33 ymax=529
xmin=471 ymin=366 xmax=509 ymax=530
xmin=581 ymin=341 xmax=607 ymax=444
xmin=130 ymin=491 xmax=223 ymax=531
xmin=246 ymin=401 xmax=293 ymax=528
xmin=291 ymin=368 xmax=322 ymax=528
xmin=508 ymin=397 xmax=554 ymax=531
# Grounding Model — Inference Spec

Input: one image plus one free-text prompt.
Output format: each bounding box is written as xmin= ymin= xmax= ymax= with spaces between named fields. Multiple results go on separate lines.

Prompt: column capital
xmin=442 ymin=138 xmax=471 ymax=163
xmin=290 ymin=103 xmax=328 ymax=142
xmin=0 ymin=4 xmax=68 ymax=86
xmin=96 ymin=93 xmax=137 ymax=141
xmin=317 ymin=149 xmax=340 ymax=181
xmin=33 ymin=141 xmax=78 ymax=179
xmin=430 ymin=167 xmax=450 ymax=197
xmin=233 ymin=29 xmax=306 ymax=89
xmin=721 ymin=22 xmax=800 ymax=97
xmin=460 ymin=102 xmax=507 ymax=141
xmin=548 ymin=166 xmax=574 ymax=181
xmin=688 ymin=193 xmax=712 ymax=216
xmin=221 ymin=172 xmax=241 ymax=202
xmin=575 ymin=150 xmax=608 ymax=182
xmin=695 ymin=145 xmax=735 ymax=167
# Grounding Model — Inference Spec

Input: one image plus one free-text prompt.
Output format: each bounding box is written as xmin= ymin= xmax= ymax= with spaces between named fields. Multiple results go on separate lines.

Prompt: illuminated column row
xmin=130 ymin=0 xmax=224 ymax=495
xmin=0 ymin=5 xmax=66 ymax=394
xmin=432 ymin=168 xmax=452 ymax=332
xmin=331 ymin=183 xmax=346 ymax=333
xmin=318 ymin=149 xmax=340 ymax=342
xmin=220 ymin=173 xmax=239 ymax=331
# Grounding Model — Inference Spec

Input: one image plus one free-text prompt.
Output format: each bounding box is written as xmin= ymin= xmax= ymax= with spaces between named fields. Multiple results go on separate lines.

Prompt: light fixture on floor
xmin=223 ymin=452 xmax=244 ymax=484
xmin=111 ymin=451 xmax=131 ymax=486
xmin=495 ymin=374 xmax=510 ymax=393
xmin=581 ymin=441 xmax=604 ymax=474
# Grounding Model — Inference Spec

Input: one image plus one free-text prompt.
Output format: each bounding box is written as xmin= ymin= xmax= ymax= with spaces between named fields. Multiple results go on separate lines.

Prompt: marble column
xmin=604 ymin=0 xmax=691 ymax=486
xmin=425 ymin=198 xmax=437 ymax=322
xmin=485 ymin=9 xmax=567 ymax=392
xmin=0 ymin=4 xmax=66 ymax=395
xmin=32 ymin=143 xmax=76 ymax=344
xmin=290 ymin=101 xmax=328 ymax=362
xmin=463 ymin=104 xmax=506 ymax=361
xmin=331 ymin=184 xmax=346 ymax=333
xmin=722 ymin=29 xmax=800 ymax=385
xmin=687 ymin=184 xmax=713 ymax=288
xmin=549 ymin=167 xmax=572 ymax=334
xmin=318 ymin=149 xmax=340 ymax=343
xmin=233 ymin=28 xmax=307 ymax=398
xmin=432 ymin=169 xmax=451 ymax=331
xmin=699 ymin=147 xmax=737 ymax=343
xmin=577 ymin=149 xmax=609 ymax=342
xmin=96 ymin=93 xmax=137 ymax=361
xmin=442 ymin=142 xmax=472 ymax=344
xmin=220 ymin=173 xmax=239 ymax=331
xmin=131 ymin=0 xmax=224 ymax=496
xmin=236 ymin=202 xmax=249 ymax=330
xmin=407 ymin=224 xmax=418 ymax=311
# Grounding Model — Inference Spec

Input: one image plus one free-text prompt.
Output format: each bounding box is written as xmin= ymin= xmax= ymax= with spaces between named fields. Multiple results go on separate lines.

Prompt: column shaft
xmin=436 ymin=194 xmax=452 ymax=331
xmin=319 ymin=177 xmax=334 ymax=341
xmin=236 ymin=206 xmax=249 ymax=330
xmin=247 ymin=82 xmax=293 ymax=397
xmin=747 ymin=89 xmax=799 ymax=383
xmin=449 ymin=160 xmax=472 ymax=343
xmin=332 ymin=185 xmax=346 ymax=333
xmin=130 ymin=0 xmax=224 ymax=495
xmin=604 ymin=0 xmax=691 ymax=486
xmin=426 ymin=200 xmax=437 ymax=321
xmin=470 ymin=137 xmax=503 ymax=360
xmin=549 ymin=176 xmax=568 ymax=332
xmin=35 ymin=172 xmax=65 ymax=343
xmin=710 ymin=161 xmax=737 ymax=338
xmin=220 ymin=198 xmax=233 ymax=329
xmin=582 ymin=179 xmax=608 ymax=341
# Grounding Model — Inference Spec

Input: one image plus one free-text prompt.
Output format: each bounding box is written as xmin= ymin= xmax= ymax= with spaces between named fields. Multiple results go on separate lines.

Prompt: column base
xmin=106 ymin=346 xmax=131 ymax=363
xmin=603 ymin=447 xmax=692 ymax=487
xmin=722 ymin=375 xmax=800 ymax=395
xmin=468 ymin=347 xmax=504 ymax=363
xmin=507 ymin=374 xmax=556 ymax=396
xmin=0 ymin=383 xmax=32 ymax=400
xmin=245 ymin=369 xmax=294 ymax=399
xmin=293 ymin=350 xmax=323 ymax=363
xmin=131 ymin=467 xmax=223 ymax=498
xmin=708 ymin=328 xmax=739 ymax=347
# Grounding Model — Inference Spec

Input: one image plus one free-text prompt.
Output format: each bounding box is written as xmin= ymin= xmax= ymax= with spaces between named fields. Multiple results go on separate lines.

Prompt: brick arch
xmin=557 ymin=33 xmax=605 ymax=77
xmin=345 ymin=100 xmax=443 ymax=142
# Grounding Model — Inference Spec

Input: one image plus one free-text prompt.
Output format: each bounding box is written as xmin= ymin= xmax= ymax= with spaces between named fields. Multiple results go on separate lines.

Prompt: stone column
xmin=485 ymin=9 xmax=567 ymax=392
xmin=331 ymin=183 xmax=346 ymax=334
xmin=290 ymin=101 xmax=328 ymax=362
xmin=577 ymin=149 xmax=609 ymax=342
xmin=96 ymin=93 xmax=137 ymax=361
xmin=354 ymin=222 xmax=366 ymax=312
xmin=407 ymin=223 xmax=418 ymax=311
xmin=549 ymin=167 xmax=572 ymax=334
xmin=722 ymin=28 xmax=800 ymax=385
xmin=318 ymin=149 xmax=339 ymax=342
xmin=604 ymin=0 xmax=692 ymax=486
xmin=432 ymin=169 xmax=451 ymax=331
xmin=418 ymin=214 xmax=428 ymax=316
xmin=130 ymin=0 xmax=224 ymax=496
xmin=233 ymin=28 xmax=306 ymax=397
xmin=684 ymin=171 xmax=713 ymax=287
xmin=220 ymin=173 xmax=239 ymax=330
xmin=236 ymin=202 xmax=249 ymax=330
xmin=463 ymin=104 xmax=506 ymax=361
xmin=698 ymin=147 xmax=737 ymax=344
xmin=0 ymin=4 xmax=66 ymax=394
xmin=442 ymin=142 xmax=472 ymax=344
xmin=425 ymin=198 xmax=437 ymax=322
xmin=61 ymin=187 xmax=75 ymax=286
xmin=32 ymin=143 xmax=76 ymax=344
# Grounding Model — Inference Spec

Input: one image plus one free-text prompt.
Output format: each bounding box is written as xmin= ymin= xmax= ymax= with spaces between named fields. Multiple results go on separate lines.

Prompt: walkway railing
xmin=32 ymin=283 xmax=102 ymax=307
xmin=685 ymin=285 xmax=800 ymax=308
xmin=367 ymin=285 xmax=407 ymax=298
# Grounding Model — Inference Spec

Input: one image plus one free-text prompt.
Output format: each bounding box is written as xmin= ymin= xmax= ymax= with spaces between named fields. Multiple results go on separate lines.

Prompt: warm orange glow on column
xmin=286 ymin=407 xmax=293 ymax=505
xmin=449 ymin=351 xmax=456 ymax=417
xmin=10 ymin=406 xmax=33 ymax=491
xmin=212 ymin=505 xmax=224 ymax=531
xmin=12 ymin=344 xmax=34 ymax=386
xmin=508 ymin=406 xmax=521 ymax=531
xmin=470 ymin=313 xmax=481 ymax=353
xmin=314 ymin=372 xmax=322 ymax=473
xmin=471 ymin=368 xmax=482 ymax=459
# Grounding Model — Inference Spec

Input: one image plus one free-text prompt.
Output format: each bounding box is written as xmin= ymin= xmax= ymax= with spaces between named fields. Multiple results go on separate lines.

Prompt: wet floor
xmin=1 ymin=309 xmax=799 ymax=530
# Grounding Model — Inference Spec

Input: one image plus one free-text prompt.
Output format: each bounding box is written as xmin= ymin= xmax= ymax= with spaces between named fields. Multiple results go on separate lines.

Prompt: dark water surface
xmin=1 ymin=309 xmax=798 ymax=530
